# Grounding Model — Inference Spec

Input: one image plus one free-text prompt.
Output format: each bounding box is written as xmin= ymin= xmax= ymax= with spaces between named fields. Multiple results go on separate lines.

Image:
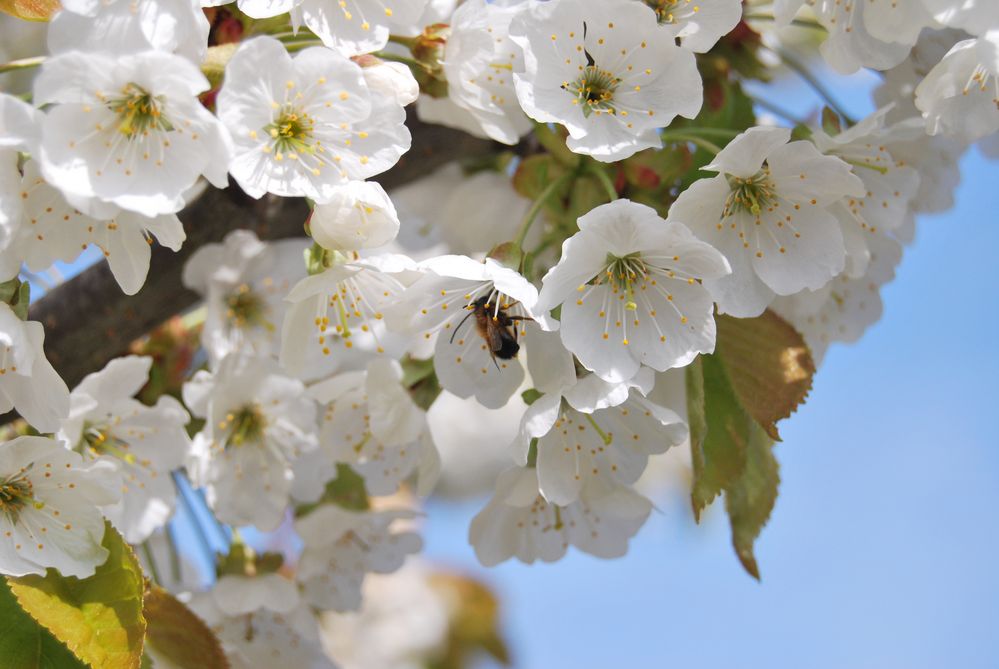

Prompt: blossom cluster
xmin=0 ymin=0 xmax=995 ymax=664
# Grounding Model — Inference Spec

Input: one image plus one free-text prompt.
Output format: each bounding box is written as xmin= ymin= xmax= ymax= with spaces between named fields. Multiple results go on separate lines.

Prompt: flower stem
xmin=588 ymin=162 xmax=619 ymax=202
xmin=513 ymin=171 xmax=574 ymax=251
xmin=532 ymin=121 xmax=579 ymax=168
xmin=388 ymin=34 xmax=418 ymax=50
xmin=141 ymin=540 xmax=163 ymax=586
xmin=747 ymin=94 xmax=807 ymax=126
xmin=774 ymin=47 xmax=855 ymax=125
xmin=743 ymin=13 xmax=825 ymax=31
xmin=665 ymin=127 xmax=740 ymax=140
xmin=660 ymin=132 xmax=724 ymax=155
xmin=371 ymin=50 xmax=427 ymax=71
xmin=283 ymin=39 xmax=324 ymax=53
xmin=0 ymin=56 xmax=44 ymax=75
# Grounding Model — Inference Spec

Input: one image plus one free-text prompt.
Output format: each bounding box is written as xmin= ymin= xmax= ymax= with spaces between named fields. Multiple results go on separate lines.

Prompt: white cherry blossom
xmin=415 ymin=95 xmax=501 ymax=142
xmin=777 ymin=0 xmax=915 ymax=73
xmin=774 ymin=229 xmax=902 ymax=363
xmin=183 ymin=355 xmax=318 ymax=530
xmin=921 ymin=0 xmax=999 ymax=37
xmin=292 ymin=0 xmax=430 ymax=58
xmin=321 ymin=563 xmax=450 ymax=669
xmin=875 ymin=28 xmax=968 ymax=123
xmin=279 ymin=255 xmax=413 ymax=378
xmin=212 ymin=572 xmax=301 ymax=616
xmin=183 ymin=230 xmax=307 ymax=366
xmin=58 ymin=356 xmax=191 ymax=544
xmin=359 ymin=59 xmax=420 ymax=107
xmin=34 ymin=50 xmax=231 ymax=218
xmin=2 ymin=160 xmax=185 ymax=296
xmin=391 ymin=255 xmax=551 ymax=409
xmin=190 ymin=595 xmax=336 ymax=669
xmin=863 ymin=0 xmax=939 ymax=50
xmin=668 ymin=126 xmax=865 ymax=318
xmin=295 ymin=504 xmax=422 ymax=611
xmin=0 ymin=94 xmax=37 ymax=268
xmin=0 ymin=304 xmax=71 ymax=433
xmin=915 ymin=32 xmax=999 ymax=143
xmin=879 ymin=117 xmax=966 ymax=215
xmin=218 ymin=36 xmax=411 ymax=202
xmin=539 ymin=199 xmax=730 ymax=383
xmin=310 ymin=181 xmax=400 ymax=252
xmin=0 ymin=91 xmax=41 ymax=152
xmin=811 ymin=108 xmax=920 ymax=279
xmin=443 ymin=0 xmax=533 ymax=145
xmin=390 ymin=163 xmax=534 ymax=255
xmin=305 ymin=359 xmax=438 ymax=497
xmin=0 ymin=435 xmax=120 ymax=578
xmin=509 ymin=0 xmax=703 ymax=161
xmin=639 ymin=0 xmax=743 ymax=53
xmin=469 ymin=466 xmax=652 ymax=566
xmin=48 ymin=0 xmax=210 ymax=64
xmin=512 ymin=367 xmax=687 ymax=503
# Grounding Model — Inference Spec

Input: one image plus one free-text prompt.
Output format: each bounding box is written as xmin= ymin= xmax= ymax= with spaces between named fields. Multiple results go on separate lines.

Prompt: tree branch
xmin=21 ymin=115 xmax=496 ymax=395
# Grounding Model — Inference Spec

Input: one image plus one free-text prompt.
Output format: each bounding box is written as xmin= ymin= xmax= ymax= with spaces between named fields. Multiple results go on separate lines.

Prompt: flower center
xmin=568 ymin=66 xmax=621 ymax=117
xmin=644 ymin=0 xmax=685 ymax=24
xmin=221 ymin=405 xmax=267 ymax=448
xmin=264 ymin=105 xmax=317 ymax=157
xmin=226 ymin=284 xmax=269 ymax=329
xmin=600 ymin=252 xmax=649 ymax=311
xmin=108 ymin=83 xmax=172 ymax=138
xmin=0 ymin=470 xmax=35 ymax=519
xmin=963 ymin=64 xmax=999 ymax=107
xmin=724 ymin=170 xmax=777 ymax=218
xmin=81 ymin=426 xmax=137 ymax=464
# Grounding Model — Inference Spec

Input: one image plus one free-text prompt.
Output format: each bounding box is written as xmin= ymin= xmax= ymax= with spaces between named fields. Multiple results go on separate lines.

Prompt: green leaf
xmin=297 ymin=464 xmax=370 ymax=517
xmin=13 ymin=280 xmax=30 ymax=320
xmin=404 ymin=358 xmax=442 ymax=412
xmin=512 ymin=154 xmax=557 ymax=201
xmin=724 ymin=424 xmax=780 ymax=580
xmin=715 ymin=310 xmax=816 ymax=441
xmin=0 ymin=277 xmax=30 ymax=320
xmin=0 ymin=277 xmax=20 ymax=303
xmin=0 ymin=0 xmax=60 ymax=21
xmin=0 ymin=577 xmax=88 ymax=669
xmin=821 ymin=106 xmax=843 ymax=136
xmin=565 ymin=174 xmax=609 ymax=226
xmin=143 ymin=586 xmax=229 ymax=669
xmin=687 ymin=354 xmax=753 ymax=520
xmin=520 ymin=388 xmax=543 ymax=406
xmin=8 ymin=523 xmax=147 ymax=669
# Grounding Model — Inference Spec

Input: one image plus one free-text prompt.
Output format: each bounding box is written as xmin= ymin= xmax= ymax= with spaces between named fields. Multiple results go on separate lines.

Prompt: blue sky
xmin=418 ymin=69 xmax=999 ymax=668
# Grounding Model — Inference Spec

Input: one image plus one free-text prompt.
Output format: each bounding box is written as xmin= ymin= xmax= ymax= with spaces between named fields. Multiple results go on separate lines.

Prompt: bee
xmin=451 ymin=295 xmax=529 ymax=367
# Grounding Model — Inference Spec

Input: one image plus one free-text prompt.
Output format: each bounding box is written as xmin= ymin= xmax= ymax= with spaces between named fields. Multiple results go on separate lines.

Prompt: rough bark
xmin=22 ymin=117 xmax=496 ymax=394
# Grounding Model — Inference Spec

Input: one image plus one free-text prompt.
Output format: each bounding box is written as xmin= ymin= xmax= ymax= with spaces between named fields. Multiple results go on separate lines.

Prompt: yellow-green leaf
xmin=0 ymin=577 xmax=89 ymax=669
xmin=0 ymin=0 xmax=59 ymax=21
xmin=8 ymin=523 xmax=147 ymax=669
xmin=724 ymin=424 xmax=780 ymax=580
xmin=687 ymin=354 xmax=753 ymax=521
xmin=715 ymin=310 xmax=815 ymax=441
xmin=143 ymin=586 xmax=229 ymax=669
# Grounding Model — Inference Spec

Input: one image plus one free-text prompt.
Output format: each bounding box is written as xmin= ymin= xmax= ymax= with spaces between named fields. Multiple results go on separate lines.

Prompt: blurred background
xmin=415 ymin=68 xmax=999 ymax=669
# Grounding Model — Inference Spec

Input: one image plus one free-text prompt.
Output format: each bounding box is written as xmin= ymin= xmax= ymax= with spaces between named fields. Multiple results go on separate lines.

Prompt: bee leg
xmin=450 ymin=310 xmax=474 ymax=345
